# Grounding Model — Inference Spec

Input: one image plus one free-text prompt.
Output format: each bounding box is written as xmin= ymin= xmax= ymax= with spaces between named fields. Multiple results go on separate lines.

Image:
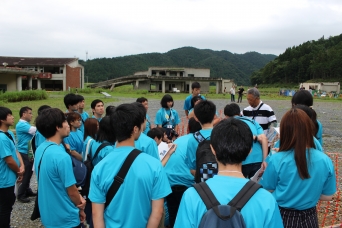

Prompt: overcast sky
xmin=1 ymin=0 xmax=341 ymax=59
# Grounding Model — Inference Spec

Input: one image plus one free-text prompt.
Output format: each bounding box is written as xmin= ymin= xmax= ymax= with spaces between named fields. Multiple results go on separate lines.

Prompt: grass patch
xmin=0 ymin=90 xmax=48 ymax=102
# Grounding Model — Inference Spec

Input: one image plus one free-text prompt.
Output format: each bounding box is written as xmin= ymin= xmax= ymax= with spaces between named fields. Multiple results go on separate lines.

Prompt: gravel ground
xmin=10 ymin=97 xmax=342 ymax=228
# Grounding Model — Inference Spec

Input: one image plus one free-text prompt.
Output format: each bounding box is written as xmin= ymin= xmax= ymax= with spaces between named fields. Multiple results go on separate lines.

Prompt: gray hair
xmin=247 ymin=88 xmax=260 ymax=98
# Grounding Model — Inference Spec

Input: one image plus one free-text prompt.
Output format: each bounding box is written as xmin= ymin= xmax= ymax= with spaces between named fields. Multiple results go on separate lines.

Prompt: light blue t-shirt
xmin=89 ymin=146 xmax=171 ymax=227
xmin=0 ymin=130 xmax=19 ymax=188
xmin=78 ymin=111 xmax=89 ymax=133
xmin=143 ymin=113 xmax=151 ymax=135
xmin=183 ymin=94 xmax=206 ymax=111
xmin=64 ymin=130 xmax=83 ymax=154
xmin=174 ymin=175 xmax=283 ymax=228
xmin=235 ymin=116 xmax=264 ymax=165
xmin=15 ymin=120 xmax=35 ymax=154
xmin=273 ymin=137 xmax=323 ymax=153
xmin=135 ymin=133 xmax=160 ymax=160
xmin=34 ymin=141 xmax=79 ymax=228
xmin=164 ymin=134 xmax=195 ymax=187
xmin=154 ymin=108 xmax=181 ymax=128
xmin=316 ymin=120 xmax=323 ymax=146
xmin=35 ymin=130 xmax=46 ymax=149
xmin=92 ymin=115 xmax=102 ymax=122
xmin=86 ymin=139 xmax=115 ymax=166
xmin=186 ymin=129 xmax=212 ymax=170
xmin=260 ymin=148 xmax=336 ymax=210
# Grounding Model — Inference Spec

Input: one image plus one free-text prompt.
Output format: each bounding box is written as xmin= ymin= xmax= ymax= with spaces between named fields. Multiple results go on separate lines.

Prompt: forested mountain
xmin=80 ymin=47 xmax=276 ymax=85
xmin=251 ymin=34 xmax=342 ymax=85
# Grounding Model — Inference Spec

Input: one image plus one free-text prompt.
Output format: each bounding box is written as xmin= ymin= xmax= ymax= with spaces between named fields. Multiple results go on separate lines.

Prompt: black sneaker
xmin=26 ymin=191 xmax=37 ymax=197
xmin=18 ymin=197 xmax=30 ymax=203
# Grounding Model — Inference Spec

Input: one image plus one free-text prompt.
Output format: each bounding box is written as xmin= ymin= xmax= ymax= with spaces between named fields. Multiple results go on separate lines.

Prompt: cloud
xmin=0 ymin=0 xmax=341 ymax=58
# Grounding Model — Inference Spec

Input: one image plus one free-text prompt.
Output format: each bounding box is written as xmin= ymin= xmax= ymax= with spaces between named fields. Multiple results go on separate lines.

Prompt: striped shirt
xmin=242 ymin=101 xmax=277 ymax=134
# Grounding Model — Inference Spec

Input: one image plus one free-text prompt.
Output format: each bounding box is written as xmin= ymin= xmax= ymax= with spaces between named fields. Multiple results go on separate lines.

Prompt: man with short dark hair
xmin=0 ymin=107 xmax=24 ymax=227
xmin=224 ymin=103 xmax=268 ymax=178
xmin=186 ymin=100 xmax=216 ymax=174
xmin=237 ymin=85 xmax=244 ymax=103
xmin=136 ymin=97 xmax=151 ymax=134
xmin=64 ymin=93 xmax=79 ymax=112
xmin=90 ymin=103 xmax=171 ymax=227
xmin=35 ymin=108 xmax=86 ymax=227
xmin=174 ymin=118 xmax=283 ymax=227
xmin=183 ymin=82 xmax=205 ymax=117
xmin=91 ymin=99 xmax=104 ymax=122
xmin=16 ymin=106 xmax=37 ymax=203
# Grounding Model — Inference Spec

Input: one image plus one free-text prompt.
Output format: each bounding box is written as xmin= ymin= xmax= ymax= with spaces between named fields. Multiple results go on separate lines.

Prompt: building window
xmin=188 ymin=74 xmax=194 ymax=77
xmin=0 ymin=84 xmax=7 ymax=92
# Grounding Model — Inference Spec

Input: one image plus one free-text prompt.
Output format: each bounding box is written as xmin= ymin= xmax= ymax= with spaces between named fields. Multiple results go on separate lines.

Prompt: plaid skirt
xmin=279 ymin=206 xmax=318 ymax=228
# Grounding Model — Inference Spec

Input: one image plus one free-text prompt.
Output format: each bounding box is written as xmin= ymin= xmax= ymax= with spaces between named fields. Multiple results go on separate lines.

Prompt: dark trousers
xmin=279 ymin=206 xmax=318 ymax=228
xmin=242 ymin=162 xmax=262 ymax=178
xmin=238 ymin=94 xmax=243 ymax=103
xmin=166 ymin=185 xmax=188 ymax=228
xmin=18 ymin=153 xmax=33 ymax=198
xmin=0 ymin=186 xmax=16 ymax=228
xmin=84 ymin=199 xmax=93 ymax=228
xmin=231 ymin=94 xmax=235 ymax=102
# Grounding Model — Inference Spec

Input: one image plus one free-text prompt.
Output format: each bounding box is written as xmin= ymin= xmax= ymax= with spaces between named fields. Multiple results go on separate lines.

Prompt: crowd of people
xmin=0 ymin=82 xmax=336 ymax=228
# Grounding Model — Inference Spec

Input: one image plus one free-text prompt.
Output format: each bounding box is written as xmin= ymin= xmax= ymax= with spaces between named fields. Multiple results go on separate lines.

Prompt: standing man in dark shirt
xmin=237 ymin=86 xmax=245 ymax=103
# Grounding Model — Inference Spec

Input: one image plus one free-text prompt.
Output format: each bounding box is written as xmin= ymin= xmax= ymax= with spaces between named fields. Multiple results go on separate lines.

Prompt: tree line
xmin=251 ymin=34 xmax=342 ymax=85
xmin=80 ymin=47 xmax=276 ymax=85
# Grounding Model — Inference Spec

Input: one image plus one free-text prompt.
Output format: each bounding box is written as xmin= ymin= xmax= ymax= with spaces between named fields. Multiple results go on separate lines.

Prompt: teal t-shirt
xmin=92 ymin=115 xmax=102 ymax=122
xmin=0 ymin=130 xmax=19 ymax=188
xmin=35 ymin=130 xmax=46 ymax=149
xmin=235 ymin=116 xmax=264 ymax=165
xmin=34 ymin=142 xmax=79 ymax=228
xmin=78 ymin=111 xmax=89 ymax=133
xmin=186 ymin=129 xmax=212 ymax=170
xmin=143 ymin=113 xmax=151 ymax=135
xmin=64 ymin=130 xmax=83 ymax=154
xmin=89 ymin=146 xmax=171 ymax=227
xmin=260 ymin=148 xmax=336 ymax=210
xmin=15 ymin=120 xmax=35 ymax=154
xmin=183 ymin=94 xmax=206 ymax=111
xmin=154 ymin=108 xmax=181 ymax=128
xmin=316 ymin=120 xmax=323 ymax=146
xmin=174 ymin=175 xmax=284 ymax=228
xmin=164 ymin=134 xmax=195 ymax=187
xmin=87 ymin=139 xmax=115 ymax=166
xmin=135 ymin=133 xmax=159 ymax=160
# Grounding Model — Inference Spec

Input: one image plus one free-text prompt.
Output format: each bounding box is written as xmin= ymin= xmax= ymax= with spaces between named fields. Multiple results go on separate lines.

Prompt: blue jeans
xmin=0 ymin=186 xmax=16 ymax=228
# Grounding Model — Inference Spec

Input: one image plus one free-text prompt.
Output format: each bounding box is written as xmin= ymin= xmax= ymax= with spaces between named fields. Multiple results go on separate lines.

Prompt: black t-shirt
xmin=238 ymin=87 xmax=244 ymax=95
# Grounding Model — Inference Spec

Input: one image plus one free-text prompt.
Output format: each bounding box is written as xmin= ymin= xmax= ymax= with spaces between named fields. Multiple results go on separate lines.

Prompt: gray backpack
xmin=194 ymin=181 xmax=261 ymax=228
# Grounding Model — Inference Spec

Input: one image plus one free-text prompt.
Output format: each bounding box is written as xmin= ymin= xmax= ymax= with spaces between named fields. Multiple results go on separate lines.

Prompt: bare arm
xmin=212 ymin=116 xmax=221 ymax=126
xmin=320 ymin=194 xmax=333 ymax=201
xmin=185 ymin=110 xmax=189 ymax=117
xmin=4 ymin=156 xmax=20 ymax=173
xmin=67 ymin=185 xmax=82 ymax=206
xmin=147 ymin=199 xmax=164 ymax=228
xmin=161 ymin=144 xmax=177 ymax=166
xmin=190 ymin=170 xmax=196 ymax=176
xmin=258 ymin=134 xmax=268 ymax=171
xmin=70 ymin=150 xmax=83 ymax=161
xmin=174 ymin=125 xmax=179 ymax=133
xmin=188 ymin=111 xmax=195 ymax=119
xmin=92 ymin=203 xmax=105 ymax=228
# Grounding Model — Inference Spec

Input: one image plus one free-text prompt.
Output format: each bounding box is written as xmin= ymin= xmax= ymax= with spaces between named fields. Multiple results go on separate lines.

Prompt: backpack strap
xmin=91 ymin=142 xmax=111 ymax=163
xmin=105 ymin=149 xmax=141 ymax=208
xmin=193 ymin=182 xmax=220 ymax=210
xmin=193 ymin=131 xmax=209 ymax=143
xmin=194 ymin=182 xmax=231 ymax=220
xmin=252 ymin=103 xmax=264 ymax=120
xmin=228 ymin=181 xmax=262 ymax=216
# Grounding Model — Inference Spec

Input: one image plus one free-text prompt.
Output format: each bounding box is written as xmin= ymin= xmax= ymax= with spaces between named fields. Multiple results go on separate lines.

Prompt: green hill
xmin=251 ymin=34 xmax=342 ymax=85
xmin=80 ymin=47 xmax=276 ymax=85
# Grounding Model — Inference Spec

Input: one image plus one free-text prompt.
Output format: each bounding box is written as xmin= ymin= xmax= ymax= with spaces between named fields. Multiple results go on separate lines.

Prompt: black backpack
xmin=193 ymin=131 xmax=217 ymax=183
xmin=81 ymin=142 xmax=111 ymax=197
xmin=194 ymin=181 xmax=262 ymax=228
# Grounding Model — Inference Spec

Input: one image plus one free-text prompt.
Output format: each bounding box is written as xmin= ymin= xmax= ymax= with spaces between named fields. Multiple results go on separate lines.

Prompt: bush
xmin=0 ymin=90 xmax=48 ymax=102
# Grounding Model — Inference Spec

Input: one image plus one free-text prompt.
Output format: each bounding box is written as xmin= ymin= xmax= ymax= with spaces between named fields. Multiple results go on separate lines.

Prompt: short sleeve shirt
xmin=89 ymin=146 xmax=171 ymax=227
